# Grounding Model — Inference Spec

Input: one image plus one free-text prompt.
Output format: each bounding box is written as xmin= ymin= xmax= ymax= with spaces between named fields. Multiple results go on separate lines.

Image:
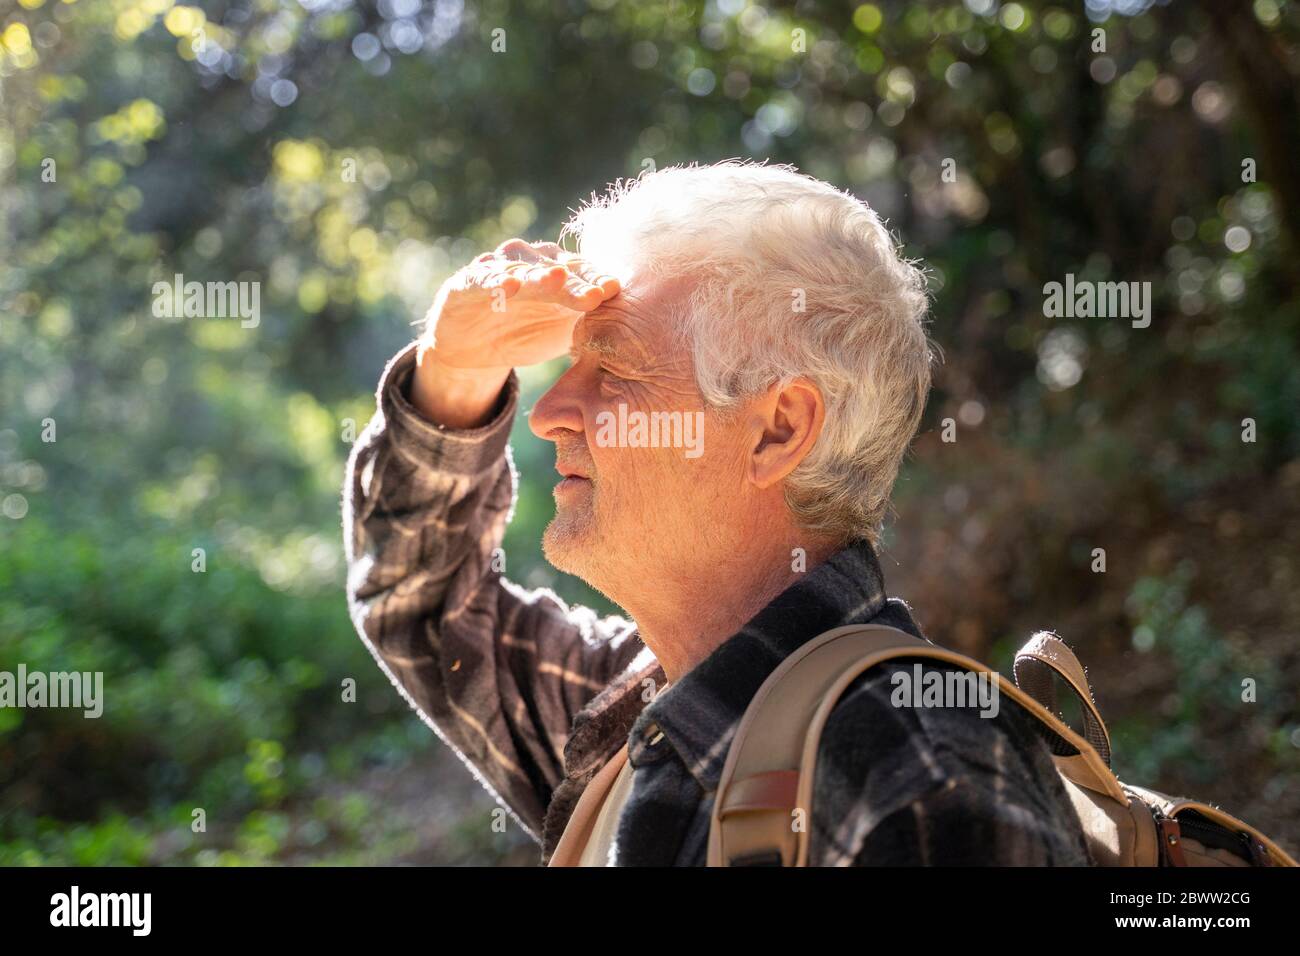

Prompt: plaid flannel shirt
xmin=343 ymin=343 xmax=1093 ymax=866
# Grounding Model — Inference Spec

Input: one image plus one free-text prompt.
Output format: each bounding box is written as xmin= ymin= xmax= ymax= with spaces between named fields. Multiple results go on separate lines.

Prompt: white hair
xmin=561 ymin=160 xmax=934 ymax=546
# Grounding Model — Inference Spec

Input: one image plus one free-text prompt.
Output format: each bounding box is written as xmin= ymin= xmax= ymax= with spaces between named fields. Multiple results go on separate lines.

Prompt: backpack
xmin=706 ymin=623 xmax=1297 ymax=867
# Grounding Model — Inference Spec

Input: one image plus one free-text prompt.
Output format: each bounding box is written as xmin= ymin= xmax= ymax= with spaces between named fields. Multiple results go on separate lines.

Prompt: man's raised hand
xmin=410 ymin=239 xmax=620 ymax=428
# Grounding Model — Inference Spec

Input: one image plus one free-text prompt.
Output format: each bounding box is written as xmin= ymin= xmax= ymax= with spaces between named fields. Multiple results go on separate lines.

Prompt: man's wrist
xmin=410 ymin=346 xmax=511 ymax=430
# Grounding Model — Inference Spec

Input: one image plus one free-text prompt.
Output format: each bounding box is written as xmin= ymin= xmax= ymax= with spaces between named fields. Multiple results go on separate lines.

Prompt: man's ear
xmin=747 ymin=378 xmax=826 ymax=490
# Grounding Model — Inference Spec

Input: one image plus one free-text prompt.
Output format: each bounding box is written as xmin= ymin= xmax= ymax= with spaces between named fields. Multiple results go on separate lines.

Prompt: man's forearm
xmin=343 ymin=344 xmax=559 ymax=835
xmin=343 ymin=344 xmax=646 ymax=843
xmin=409 ymin=344 xmax=511 ymax=429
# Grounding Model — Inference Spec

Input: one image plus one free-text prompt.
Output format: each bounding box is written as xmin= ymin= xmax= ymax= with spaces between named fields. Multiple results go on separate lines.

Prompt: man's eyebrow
xmin=568 ymin=294 xmax=656 ymax=363
xmin=569 ymin=334 xmax=625 ymax=361
xmin=568 ymin=321 xmax=650 ymax=365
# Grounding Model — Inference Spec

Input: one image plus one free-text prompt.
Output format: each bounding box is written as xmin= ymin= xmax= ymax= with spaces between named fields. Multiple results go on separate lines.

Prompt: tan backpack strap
xmin=1013 ymin=631 xmax=1112 ymax=766
xmin=709 ymin=625 xmax=1128 ymax=867
xmin=708 ymin=624 xmax=926 ymax=867
xmin=547 ymin=743 xmax=629 ymax=867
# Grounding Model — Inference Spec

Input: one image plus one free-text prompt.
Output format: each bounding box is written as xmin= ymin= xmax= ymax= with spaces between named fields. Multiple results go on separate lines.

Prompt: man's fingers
xmin=523 ymin=263 xmax=567 ymax=286
xmin=495 ymin=238 xmax=570 ymax=263
xmin=559 ymin=254 xmax=622 ymax=297
xmin=487 ymin=262 xmax=604 ymax=311
xmin=558 ymin=253 xmax=592 ymax=277
xmin=466 ymin=259 xmax=519 ymax=292
xmin=478 ymin=244 xmax=618 ymax=295
xmin=531 ymin=241 xmax=564 ymax=258
xmin=494 ymin=237 xmax=543 ymax=262
xmin=558 ymin=270 xmax=606 ymax=309
xmin=463 ymin=245 xmax=616 ymax=310
xmin=473 ymin=259 xmax=538 ymax=293
xmin=482 ymin=271 xmax=522 ymax=295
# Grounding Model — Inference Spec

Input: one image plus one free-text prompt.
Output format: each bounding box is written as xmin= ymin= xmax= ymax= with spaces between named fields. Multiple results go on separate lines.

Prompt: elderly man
xmin=343 ymin=161 xmax=1090 ymax=866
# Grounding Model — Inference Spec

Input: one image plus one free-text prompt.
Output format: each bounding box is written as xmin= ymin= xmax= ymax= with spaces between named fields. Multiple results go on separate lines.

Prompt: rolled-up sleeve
xmin=343 ymin=343 xmax=644 ymax=841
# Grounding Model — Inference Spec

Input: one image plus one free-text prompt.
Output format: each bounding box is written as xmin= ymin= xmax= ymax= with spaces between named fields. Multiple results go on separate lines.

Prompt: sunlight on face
xmin=530 ymin=273 xmax=750 ymax=597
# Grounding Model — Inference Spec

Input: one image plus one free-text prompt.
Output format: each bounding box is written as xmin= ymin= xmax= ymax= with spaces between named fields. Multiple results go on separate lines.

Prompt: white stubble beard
xmin=541 ymin=481 xmax=600 ymax=577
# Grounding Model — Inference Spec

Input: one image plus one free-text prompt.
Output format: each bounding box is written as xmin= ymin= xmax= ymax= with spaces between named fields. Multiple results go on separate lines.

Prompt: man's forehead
xmin=570 ymin=272 xmax=688 ymax=354
xmin=571 ymin=292 xmax=659 ymax=353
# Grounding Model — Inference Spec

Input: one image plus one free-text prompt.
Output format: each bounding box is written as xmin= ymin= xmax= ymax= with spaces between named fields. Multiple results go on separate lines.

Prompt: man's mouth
xmin=554 ymin=462 xmax=593 ymax=495
xmin=555 ymin=475 xmax=591 ymax=493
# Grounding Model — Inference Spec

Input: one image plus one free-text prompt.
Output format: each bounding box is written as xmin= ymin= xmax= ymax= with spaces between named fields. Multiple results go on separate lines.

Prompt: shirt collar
xmin=626 ymin=537 xmax=907 ymax=789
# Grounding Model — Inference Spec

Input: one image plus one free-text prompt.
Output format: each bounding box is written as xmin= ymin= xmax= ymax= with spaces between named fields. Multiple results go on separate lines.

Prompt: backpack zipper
xmin=1151 ymin=806 xmax=1269 ymax=866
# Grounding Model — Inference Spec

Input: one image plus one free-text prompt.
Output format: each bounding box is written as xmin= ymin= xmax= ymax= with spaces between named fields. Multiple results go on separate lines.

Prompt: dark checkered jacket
xmin=343 ymin=343 xmax=1092 ymax=866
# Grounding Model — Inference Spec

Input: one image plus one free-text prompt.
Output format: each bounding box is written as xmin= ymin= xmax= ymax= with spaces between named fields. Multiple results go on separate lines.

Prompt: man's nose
xmin=528 ymin=369 xmax=585 ymax=443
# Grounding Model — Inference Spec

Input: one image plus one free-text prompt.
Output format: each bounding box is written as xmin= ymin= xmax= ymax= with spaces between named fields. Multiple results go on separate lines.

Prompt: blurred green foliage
xmin=2 ymin=0 xmax=1298 ymax=863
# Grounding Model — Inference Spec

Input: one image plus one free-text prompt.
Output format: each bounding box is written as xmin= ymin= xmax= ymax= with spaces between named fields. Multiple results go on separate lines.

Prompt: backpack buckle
xmin=1157 ymin=818 xmax=1187 ymax=867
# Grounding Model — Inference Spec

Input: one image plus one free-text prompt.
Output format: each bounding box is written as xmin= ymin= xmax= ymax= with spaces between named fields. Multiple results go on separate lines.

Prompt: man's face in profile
xmin=529 ymin=269 xmax=750 ymax=594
